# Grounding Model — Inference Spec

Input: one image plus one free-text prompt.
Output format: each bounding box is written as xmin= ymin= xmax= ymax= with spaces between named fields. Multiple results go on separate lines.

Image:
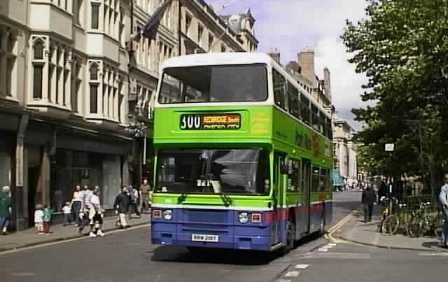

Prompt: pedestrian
xmin=71 ymin=185 xmax=82 ymax=227
xmin=63 ymin=201 xmax=72 ymax=226
xmin=78 ymin=185 xmax=93 ymax=234
xmin=140 ymin=179 xmax=151 ymax=213
xmin=114 ymin=187 xmax=130 ymax=228
xmin=127 ymin=185 xmax=141 ymax=218
xmin=439 ymin=174 xmax=448 ymax=248
xmin=361 ymin=186 xmax=376 ymax=223
xmin=34 ymin=204 xmax=44 ymax=234
xmin=42 ymin=205 xmax=53 ymax=234
xmin=88 ymin=188 xmax=104 ymax=237
xmin=0 ymin=186 xmax=12 ymax=235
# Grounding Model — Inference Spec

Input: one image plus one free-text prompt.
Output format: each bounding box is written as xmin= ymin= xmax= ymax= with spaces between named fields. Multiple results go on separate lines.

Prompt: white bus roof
xmin=161 ymin=52 xmax=273 ymax=70
xmin=160 ymin=52 xmax=331 ymax=119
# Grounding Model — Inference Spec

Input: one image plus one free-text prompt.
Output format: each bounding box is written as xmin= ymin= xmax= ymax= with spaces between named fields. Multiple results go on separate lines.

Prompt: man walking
xmin=114 ymin=187 xmax=130 ymax=228
xmin=140 ymin=179 xmax=151 ymax=213
xmin=0 ymin=186 xmax=12 ymax=235
xmin=362 ymin=186 xmax=376 ymax=223
xmin=439 ymin=174 xmax=448 ymax=248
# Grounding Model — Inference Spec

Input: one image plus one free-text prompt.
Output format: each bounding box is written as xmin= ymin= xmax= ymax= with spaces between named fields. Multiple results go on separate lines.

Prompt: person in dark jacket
xmin=362 ymin=186 xmax=376 ymax=222
xmin=114 ymin=187 xmax=130 ymax=228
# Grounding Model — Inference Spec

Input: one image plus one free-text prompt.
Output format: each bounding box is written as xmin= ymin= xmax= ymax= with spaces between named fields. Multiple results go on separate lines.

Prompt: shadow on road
xmin=150 ymin=232 xmax=325 ymax=265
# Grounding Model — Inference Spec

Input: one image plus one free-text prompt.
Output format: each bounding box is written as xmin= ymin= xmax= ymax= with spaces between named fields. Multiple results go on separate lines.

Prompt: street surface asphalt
xmin=2 ymin=191 xmax=446 ymax=282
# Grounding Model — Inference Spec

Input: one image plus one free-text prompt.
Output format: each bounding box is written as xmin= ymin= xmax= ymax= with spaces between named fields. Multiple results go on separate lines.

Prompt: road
xmin=1 ymin=191 xmax=361 ymax=282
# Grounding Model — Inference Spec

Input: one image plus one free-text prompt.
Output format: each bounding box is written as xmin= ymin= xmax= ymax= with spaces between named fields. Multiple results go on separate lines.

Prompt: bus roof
xmin=161 ymin=52 xmax=273 ymax=70
xmin=160 ymin=52 xmax=332 ymax=119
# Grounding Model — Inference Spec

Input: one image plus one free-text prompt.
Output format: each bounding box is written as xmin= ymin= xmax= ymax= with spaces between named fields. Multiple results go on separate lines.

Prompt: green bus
xmin=150 ymin=52 xmax=333 ymax=252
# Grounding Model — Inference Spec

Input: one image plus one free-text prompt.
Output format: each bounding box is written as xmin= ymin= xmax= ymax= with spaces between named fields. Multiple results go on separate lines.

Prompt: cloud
xmin=208 ymin=0 xmax=368 ymax=128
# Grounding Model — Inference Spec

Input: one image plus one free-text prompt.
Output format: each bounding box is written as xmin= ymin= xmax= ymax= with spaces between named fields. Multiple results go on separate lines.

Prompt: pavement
xmin=331 ymin=206 xmax=448 ymax=252
xmin=0 ymin=214 xmax=151 ymax=253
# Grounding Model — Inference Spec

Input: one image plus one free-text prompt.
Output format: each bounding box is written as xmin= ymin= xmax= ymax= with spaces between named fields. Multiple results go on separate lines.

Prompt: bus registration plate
xmin=191 ymin=234 xmax=219 ymax=242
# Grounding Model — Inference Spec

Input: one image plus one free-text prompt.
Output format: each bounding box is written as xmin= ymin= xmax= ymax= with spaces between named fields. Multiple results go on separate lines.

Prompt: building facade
xmin=0 ymin=0 xmax=257 ymax=230
xmin=333 ymin=119 xmax=357 ymax=187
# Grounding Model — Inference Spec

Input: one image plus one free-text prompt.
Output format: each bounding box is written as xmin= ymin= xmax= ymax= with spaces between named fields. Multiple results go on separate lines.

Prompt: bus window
xmin=300 ymin=93 xmax=310 ymax=125
xmin=158 ymin=64 xmax=268 ymax=103
xmin=320 ymin=169 xmax=330 ymax=192
xmin=311 ymin=166 xmax=320 ymax=192
xmin=288 ymin=160 xmax=300 ymax=192
xmin=311 ymin=104 xmax=319 ymax=131
xmin=273 ymin=70 xmax=287 ymax=110
xmin=287 ymin=83 xmax=300 ymax=119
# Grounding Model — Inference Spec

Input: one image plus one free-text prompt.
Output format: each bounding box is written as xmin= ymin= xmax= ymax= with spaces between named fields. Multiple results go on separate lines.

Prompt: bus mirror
xmin=280 ymin=163 xmax=288 ymax=175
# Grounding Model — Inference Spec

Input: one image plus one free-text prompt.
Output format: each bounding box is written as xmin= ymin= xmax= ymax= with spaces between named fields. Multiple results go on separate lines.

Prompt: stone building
xmin=333 ymin=118 xmax=357 ymax=186
xmin=0 ymin=0 xmax=257 ymax=230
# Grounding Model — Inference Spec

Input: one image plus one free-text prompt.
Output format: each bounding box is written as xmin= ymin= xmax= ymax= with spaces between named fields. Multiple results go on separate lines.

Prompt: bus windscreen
xmin=155 ymin=149 xmax=270 ymax=195
xmin=158 ymin=64 xmax=268 ymax=104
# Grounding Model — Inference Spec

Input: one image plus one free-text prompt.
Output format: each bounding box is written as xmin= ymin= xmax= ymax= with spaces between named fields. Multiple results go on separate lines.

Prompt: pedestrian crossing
xmin=275 ymin=242 xmax=372 ymax=282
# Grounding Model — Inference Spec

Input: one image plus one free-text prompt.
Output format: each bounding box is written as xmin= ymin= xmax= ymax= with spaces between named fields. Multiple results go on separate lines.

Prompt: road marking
xmin=0 ymin=224 xmax=149 ymax=256
xmin=419 ymin=252 xmax=448 ymax=256
xmin=303 ymin=252 xmax=371 ymax=260
xmin=295 ymin=264 xmax=309 ymax=269
xmin=10 ymin=272 xmax=36 ymax=277
xmin=327 ymin=211 xmax=355 ymax=234
xmin=284 ymin=271 xmax=300 ymax=278
xmin=328 ymin=243 xmax=337 ymax=247
xmin=277 ymin=279 xmax=291 ymax=282
xmin=318 ymin=247 xmax=329 ymax=252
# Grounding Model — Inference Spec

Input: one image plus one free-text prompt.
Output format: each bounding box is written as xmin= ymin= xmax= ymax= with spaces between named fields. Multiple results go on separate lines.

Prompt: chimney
xmin=297 ymin=49 xmax=316 ymax=86
xmin=324 ymin=67 xmax=332 ymax=100
xmin=268 ymin=48 xmax=281 ymax=64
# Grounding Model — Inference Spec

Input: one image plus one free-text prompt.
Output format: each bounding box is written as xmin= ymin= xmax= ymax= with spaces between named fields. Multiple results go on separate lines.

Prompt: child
xmin=42 ymin=205 xmax=53 ymax=234
xmin=34 ymin=205 xmax=44 ymax=234
xmin=62 ymin=202 xmax=72 ymax=226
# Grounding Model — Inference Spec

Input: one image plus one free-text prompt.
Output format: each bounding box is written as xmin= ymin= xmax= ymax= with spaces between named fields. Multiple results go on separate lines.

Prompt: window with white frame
xmin=53 ymin=0 xmax=71 ymax=12
xmin=89 ymin=62 xmax=99 ymax=114
xmin=91 ymin=1 xmax=100 ymax=30
xmin=32 ymin=38 xmax=45 ymax=100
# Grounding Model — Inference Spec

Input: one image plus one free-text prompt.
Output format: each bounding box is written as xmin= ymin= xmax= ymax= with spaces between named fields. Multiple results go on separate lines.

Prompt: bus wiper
xmin=219 ymin=191 xmax=232 ymax=207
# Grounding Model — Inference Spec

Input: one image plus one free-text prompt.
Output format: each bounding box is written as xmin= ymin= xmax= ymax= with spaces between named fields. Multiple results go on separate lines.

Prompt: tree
xmin=342 ymin=0 xmax=448 ymax=195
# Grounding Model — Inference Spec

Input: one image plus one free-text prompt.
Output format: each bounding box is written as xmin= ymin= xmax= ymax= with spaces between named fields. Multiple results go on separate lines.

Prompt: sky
xmin=208 ymin=0 xmax=368 ymax=128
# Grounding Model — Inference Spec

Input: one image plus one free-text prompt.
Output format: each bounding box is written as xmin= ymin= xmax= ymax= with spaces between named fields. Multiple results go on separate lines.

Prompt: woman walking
xmin=71 ymin=185 xmax=82 ymax=227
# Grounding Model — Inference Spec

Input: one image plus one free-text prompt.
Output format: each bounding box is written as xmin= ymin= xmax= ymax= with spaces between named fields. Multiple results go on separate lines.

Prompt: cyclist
xmin=439 ymin=174 xmax=448 ymax=248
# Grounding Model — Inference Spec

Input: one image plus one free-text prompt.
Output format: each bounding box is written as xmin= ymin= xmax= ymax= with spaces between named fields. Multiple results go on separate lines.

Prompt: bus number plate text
xmin=180 ymin=114 xmax=241 ymax=130
xmin=191 ymin=234 xmax=219 ymax=242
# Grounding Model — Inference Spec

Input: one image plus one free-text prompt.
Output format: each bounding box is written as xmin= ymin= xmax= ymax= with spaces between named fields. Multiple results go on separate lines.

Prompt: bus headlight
xmin=239 ymin=212 xmax=249 ymax=224
xmin=162 ymin=210 xmax=173 ymax=220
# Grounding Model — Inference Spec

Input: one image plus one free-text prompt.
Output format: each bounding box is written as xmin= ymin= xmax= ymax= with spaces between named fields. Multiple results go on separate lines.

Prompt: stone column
xmin=0 ymin=30 xmax=9 ymax=97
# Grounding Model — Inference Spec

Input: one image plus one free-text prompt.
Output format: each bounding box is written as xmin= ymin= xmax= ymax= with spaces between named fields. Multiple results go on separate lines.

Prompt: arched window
xmin=90 ymin=63 xmax=98 ymax=80
xmin=33 ymin=40 xmax=44 ymax=60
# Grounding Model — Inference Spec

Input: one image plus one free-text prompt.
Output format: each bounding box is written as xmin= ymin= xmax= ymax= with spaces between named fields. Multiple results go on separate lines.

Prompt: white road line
xmin=328 ymin=243 xmax=337 ymax=247
xmin=284 ymin=271 xmax=300 ymax=278
xmin=318 ymin=247 xmax=329 ymax=252
xmin=419 ymin=252 xmax=448 ymax=256
xmin=277 ymin=279 xmax=291 ymax=282
xmin=295 ymin=264 xmax=309 ymax=269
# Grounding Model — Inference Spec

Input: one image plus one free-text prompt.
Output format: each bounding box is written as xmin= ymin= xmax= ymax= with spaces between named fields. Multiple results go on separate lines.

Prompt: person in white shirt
xmin=88 ymin=188 xmax=104 ymax=238
xmin=71 ymin=185 xmax=82 ymax=227
xmin=34 ymin=204 xmax=44 ymax=234
xmin=62 ymin=202 xmax=72 ymax=226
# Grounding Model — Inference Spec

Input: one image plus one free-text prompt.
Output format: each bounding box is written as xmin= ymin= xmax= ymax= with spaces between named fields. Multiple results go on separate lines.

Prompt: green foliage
xmin=342 ymin=0 xmax=448 ymax=179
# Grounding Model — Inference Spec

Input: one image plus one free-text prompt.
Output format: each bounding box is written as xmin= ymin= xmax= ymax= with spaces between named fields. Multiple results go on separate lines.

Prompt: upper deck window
xmin=273 ymin=70 xmax=287 ymax=110
xmin=158 ymin=64 xmax=268 ymax=104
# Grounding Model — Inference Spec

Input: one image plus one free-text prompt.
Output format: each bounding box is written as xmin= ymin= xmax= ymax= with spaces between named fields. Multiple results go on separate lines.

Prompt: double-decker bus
xmin=150 ymin=53 xmax=333 ymax=252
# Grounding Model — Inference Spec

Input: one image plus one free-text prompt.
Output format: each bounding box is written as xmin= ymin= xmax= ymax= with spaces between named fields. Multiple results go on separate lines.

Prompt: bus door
xmin=272 ymin=153 xmax=286 ymax=245
xmin=300 ymin=159 xmax=311 ymax=235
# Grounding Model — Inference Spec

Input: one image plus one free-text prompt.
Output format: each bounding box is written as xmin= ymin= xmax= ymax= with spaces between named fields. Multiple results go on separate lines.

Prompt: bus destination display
xmin=180 ymin=114 xmax=241 ymax=130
